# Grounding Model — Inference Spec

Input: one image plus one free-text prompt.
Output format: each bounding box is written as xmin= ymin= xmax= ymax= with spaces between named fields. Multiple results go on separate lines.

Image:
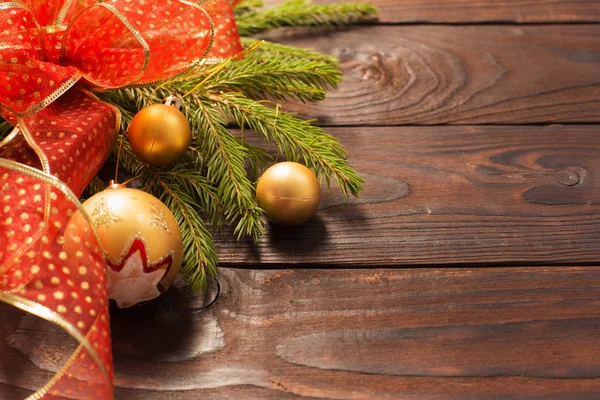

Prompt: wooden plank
xmin=267 ymin=0 xmax=600 ymax=23
xmin=260 ymin=25 xmax=600 ymax=125
xmin=0 ymin=385 xmax=32 ymax=400
xmin=2 ymin=267 xmax=600 ymax=399
xmin=217 ymin=125 xmax=600 ymax=266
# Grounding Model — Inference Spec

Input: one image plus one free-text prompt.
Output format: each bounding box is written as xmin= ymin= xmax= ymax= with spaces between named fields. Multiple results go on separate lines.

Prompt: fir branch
xmin=242 ymin=38 xmax=339 ymax=65
xmin=144 ymin=172 xmax=218 ymax=292
xmin=235 ymin=135 xmax=272 ymax=178
xmin=0 ymin=119 xmax=12 ymax=140
xmin=125 ymin=51 xmax=341 ymax=104
xmin=192 ymin=98 xmax=264 ymax=240
xmin=197 ymin=54 xmax=341 ymax=103
xmin=81 ymin=175 xmax=106 ymax=200
xmin=234 ymin=0 xmax=264 ymax=17
xmin=212 ymin=91 xmax=364 ymax=197
xmin=111 ymin=132 xmax=146 ymax=176
xmin=236 ymin=0 xmax=377 ymax=36
xmin=154 ymin=166 xmax=224 ymax=228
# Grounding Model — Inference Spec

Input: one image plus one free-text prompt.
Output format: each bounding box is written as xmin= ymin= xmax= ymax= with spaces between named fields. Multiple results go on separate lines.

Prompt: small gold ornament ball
xmin=68 ymin=185 xmax=184 ymax=308
xmin=255 ymin=162 xmax=321 ymax=226
xmin=128 ymin=103 xmax=191 ymax=166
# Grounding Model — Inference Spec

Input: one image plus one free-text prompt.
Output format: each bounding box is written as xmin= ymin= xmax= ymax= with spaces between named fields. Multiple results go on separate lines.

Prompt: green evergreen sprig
xmin=96 ymin=0 xmax=375 ymax=292
xmin=236 ymin=0 xmax=377 ymax=36
xmin=201 ymin=53 xmax=342 ymax=102
xmin=144 ymin=169 xmax=219 ymax=291
xmin=214 ymin=92 xmax=363 ymax=197
xmin=243 ymin=38 xmax=339 ymax=65
xmin=0 ymin=120 xmax=13 ymax=138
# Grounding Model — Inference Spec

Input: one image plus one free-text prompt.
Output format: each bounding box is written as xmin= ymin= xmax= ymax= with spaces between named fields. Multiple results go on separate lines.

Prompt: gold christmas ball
xmin=68 ymin=185 xmax=183 ymax=308
xmin=255 ymin=162 xmax=321 ymax=226
xmin=128 ymin=103 xmax=191 ymax=166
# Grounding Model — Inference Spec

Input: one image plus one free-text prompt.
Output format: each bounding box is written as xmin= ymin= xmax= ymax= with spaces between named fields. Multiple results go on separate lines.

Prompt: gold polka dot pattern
xmin=0 ymin=0 xmax=242 ymax=117
xmin=0 ymin=165 xmax=113 ymax=399
xmin=0 ymin=89 xmax=119 ymax=195
xmin=204 ymin=0 xmax=244 ymax=62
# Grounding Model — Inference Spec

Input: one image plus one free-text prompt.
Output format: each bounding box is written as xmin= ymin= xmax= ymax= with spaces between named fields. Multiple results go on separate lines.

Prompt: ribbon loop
xmin=0 ymin=2 xmax=79 ymax=118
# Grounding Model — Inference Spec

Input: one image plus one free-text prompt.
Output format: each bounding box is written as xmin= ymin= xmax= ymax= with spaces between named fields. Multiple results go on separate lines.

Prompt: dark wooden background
xmin=3 ymin=0 xmax=600 ymax=399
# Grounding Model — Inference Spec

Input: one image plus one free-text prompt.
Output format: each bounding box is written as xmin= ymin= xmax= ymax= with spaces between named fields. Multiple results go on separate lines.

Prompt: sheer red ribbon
xmin=0 ymin=0 xmax=241 ymax=398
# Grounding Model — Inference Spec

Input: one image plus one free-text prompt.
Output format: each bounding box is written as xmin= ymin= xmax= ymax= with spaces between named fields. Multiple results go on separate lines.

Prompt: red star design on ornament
xmin=105 ymin=235 xmax=174 ymax=308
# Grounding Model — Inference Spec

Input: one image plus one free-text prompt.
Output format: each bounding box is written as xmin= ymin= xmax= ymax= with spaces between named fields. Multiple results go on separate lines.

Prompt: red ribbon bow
xmin=0 ymin=0 xmax=241 ymax=398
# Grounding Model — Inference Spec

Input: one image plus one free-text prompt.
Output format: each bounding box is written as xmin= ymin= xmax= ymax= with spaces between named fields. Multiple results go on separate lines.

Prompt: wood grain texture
xmin=0 ymin=384 xmax=32 ymax=400
xmin=267 ymin=0 xmax=600 ymax=23
xmin=2 ymin=267 xmax=600 ymax=399
xmin=217 ymin=125 xmax=600 ymax=266
xmin=259 ymin=25 xmax=600 ymax=125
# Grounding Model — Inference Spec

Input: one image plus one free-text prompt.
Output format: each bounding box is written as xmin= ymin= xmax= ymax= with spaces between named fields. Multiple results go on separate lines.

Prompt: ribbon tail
xmin=0 ymin=88 xmax=119 ymax=399
xmin=0 ymin=159 xmax=114 ymax=399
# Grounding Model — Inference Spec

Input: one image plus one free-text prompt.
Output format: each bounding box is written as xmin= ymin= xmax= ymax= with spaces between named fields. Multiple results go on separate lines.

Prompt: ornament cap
xmin=107 ymin=180 xmax=125 ymax=190
xmin=164 ymin=95 xmax=183 ymax=111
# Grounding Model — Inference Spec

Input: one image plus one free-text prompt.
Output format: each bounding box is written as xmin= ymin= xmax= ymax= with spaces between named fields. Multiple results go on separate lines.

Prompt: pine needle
xmin=0 ymin=119 xmax=13 ymax=140
xmin=242 ymin=38 xmax=339 ymax=65
xmin=214 ymin=92 xmax=365 ymax=197
xmin=147 ymin=173 xmax=219 ymax=293
xmin=236 ymin=0 xmax=377 ymax=36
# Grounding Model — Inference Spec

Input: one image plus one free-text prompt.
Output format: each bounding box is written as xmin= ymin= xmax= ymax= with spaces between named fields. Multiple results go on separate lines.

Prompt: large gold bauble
xmin=68 ymin=185 xmax=184 ymax=308
xmin=255 ymin=162 xmax=321 ymax=226
xmin=128 ymin=103 xmax=191 ymax=166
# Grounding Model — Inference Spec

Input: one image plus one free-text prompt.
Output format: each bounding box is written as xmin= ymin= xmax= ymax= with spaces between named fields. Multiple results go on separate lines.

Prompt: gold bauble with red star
xmin=67 ymin=184 xmax=183 ymax=308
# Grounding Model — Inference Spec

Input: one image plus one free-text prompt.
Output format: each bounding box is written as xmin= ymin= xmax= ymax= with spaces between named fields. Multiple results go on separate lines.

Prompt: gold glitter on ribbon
xmin=0 ymin=157 xmax=112 ymax=399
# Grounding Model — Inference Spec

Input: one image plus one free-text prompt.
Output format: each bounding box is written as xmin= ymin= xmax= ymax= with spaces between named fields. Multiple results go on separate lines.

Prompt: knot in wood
xmin=553 ymin=169 xmax=580 ymax=186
